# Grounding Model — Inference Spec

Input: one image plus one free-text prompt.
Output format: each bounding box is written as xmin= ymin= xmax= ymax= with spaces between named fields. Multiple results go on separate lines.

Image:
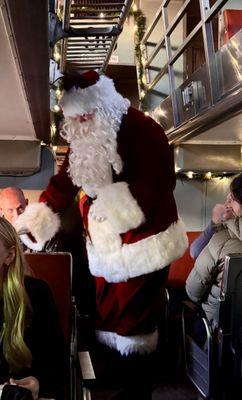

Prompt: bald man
xmin=0 ymin=187 xmax=61 ymax=252
xmin=0 ymin=187 xmax=28 ymax=224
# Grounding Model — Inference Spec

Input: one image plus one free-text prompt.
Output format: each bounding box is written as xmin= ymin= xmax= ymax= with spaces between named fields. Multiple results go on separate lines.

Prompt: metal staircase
xmin=59 ymin=0 xmax=133 ymax=72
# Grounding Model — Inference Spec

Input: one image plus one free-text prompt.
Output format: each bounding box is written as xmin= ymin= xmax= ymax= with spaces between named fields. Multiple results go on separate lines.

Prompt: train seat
xmin=182 ymin=254 xmax=242 ymax=399
xmin=25 ymin=252 xmax=77 ymax=400
xmin=25 ymin=252 xmax=73 ymax=341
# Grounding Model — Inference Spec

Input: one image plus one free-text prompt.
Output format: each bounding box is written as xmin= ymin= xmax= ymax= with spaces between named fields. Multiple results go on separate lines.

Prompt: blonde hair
xmin=0 ymin=217 xmax=32 ymax=371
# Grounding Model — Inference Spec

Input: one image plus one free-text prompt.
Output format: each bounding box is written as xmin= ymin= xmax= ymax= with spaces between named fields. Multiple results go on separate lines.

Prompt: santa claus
xmin=15 ymin=70 xmax=188 ymax=356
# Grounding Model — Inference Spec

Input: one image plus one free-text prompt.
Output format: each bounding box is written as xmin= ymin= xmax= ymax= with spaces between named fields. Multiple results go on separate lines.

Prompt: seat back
xmin=183 ymin=254 xmax=242 ymax=399
xmin=218 ymin=254 xmax=242 ymax=339
xmin=182 ymin=306 xmax=213 ymax=399
xmin=25 ymin=252 xmax=72 ymax=342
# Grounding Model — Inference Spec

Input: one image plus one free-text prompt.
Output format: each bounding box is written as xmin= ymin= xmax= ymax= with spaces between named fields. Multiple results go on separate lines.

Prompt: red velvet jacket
xmin=40 ymin=107 xmax=188 ymax=355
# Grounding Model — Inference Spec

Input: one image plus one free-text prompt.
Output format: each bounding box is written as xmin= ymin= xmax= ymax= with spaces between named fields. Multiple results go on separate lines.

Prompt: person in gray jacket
xmin=186 ymin=173 xmax=242 ymax=328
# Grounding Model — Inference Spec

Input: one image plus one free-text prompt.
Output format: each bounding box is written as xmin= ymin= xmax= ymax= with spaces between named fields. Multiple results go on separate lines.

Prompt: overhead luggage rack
xmin=60 ymin=0 xmax=133 ymax=72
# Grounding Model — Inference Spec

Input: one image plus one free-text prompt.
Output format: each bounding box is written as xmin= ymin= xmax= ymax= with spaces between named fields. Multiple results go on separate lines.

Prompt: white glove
xmin=14 ymin=203 xmax=60 ymax=251
xmin=89 ymin=199 xmax=106 ymax=223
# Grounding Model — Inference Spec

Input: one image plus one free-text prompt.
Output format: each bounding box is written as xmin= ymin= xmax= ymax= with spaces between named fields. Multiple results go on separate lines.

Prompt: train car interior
xmin=1 ymin=0 xmax=242 ymax=399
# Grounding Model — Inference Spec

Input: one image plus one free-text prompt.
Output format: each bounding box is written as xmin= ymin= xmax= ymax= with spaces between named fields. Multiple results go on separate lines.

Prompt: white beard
xmin=60 ymin=112 xmax=123 ymax=198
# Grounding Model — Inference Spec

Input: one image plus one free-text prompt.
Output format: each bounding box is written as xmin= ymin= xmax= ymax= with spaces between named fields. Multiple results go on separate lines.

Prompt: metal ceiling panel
xmin=174 ymin=144 xmax=242 ymax=173
xmin=0 ymin=0 xmax=50 ymax=143
xmin=0 ymin=3 xmax=36 ymax=140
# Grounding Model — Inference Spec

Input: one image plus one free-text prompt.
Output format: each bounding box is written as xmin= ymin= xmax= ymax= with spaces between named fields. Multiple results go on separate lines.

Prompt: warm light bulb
xmin=205 ymin=171 xmax=212 ymax=179
xmin=141 ymin=56 xmax=146 ymax=66
xmin=132 ymin=4 xmax=138 ymax=12
xmin=50 ymin=123 xmax=56 ymax=137
xmin=54 ymin=52 xmax=61 ymax=62
xmin=187 ymin=171 xmax=194 ymax=179
xmin=142 ymin=75 xmax=147 ymax=85
xmin=140 ymin=90 xmax=145 ymax=98
xmin=56 ymin=89 xmax=61 ymax=97
xmin=54 ymin=105 xmax=61 ymax=112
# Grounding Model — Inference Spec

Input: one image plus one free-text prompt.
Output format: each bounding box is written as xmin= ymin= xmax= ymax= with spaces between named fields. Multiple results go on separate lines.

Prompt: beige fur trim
xmin=87 ymin=218 xmax=188 ymax=282
xmin=14 ymin=203 xmax=60 ymax=251
xmin=94 ymin=182 xmax=145 ymax=233
xmin=96 ymin=329 xmax=158 ymax=355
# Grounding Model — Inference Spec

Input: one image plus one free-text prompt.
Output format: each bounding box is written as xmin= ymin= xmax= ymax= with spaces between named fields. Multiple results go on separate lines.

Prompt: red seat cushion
xmin=167 ymin=231 xmax=201 ymax=288
xmin=223 ymin=10 xmax=242 ymax=44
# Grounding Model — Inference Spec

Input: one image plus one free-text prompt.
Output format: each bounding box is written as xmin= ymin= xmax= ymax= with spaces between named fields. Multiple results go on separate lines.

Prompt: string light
xmin=141 ymin=75 xmax=147 ymax=85
xmin=54 ymin=52 xmax=61 ymax=62
xmin=176 ymin=171 xmax=236 ymax=180
xmin=187 ymin=171 xmax=194 ymax=179
xmin=50 ymin=123 xmax=56 ymax=139
xmin=55 ymin=88 xmax=61 ymax=97
xmin=140 ymin=90 xmax=146 ymax=99
xmin=141 ymin=56 xmax=146 ymax=66
xmin=54 ymin=105 xmax=61 ymax=112
xmin=205 ymin=171 xmax=212 ymax=179
xmin=128 ymin=6 xmax=146 ymax=111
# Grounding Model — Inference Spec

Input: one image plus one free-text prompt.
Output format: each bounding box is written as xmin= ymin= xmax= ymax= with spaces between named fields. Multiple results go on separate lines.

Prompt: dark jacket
xmin=0 ymin=277 xmax=68 ymax=399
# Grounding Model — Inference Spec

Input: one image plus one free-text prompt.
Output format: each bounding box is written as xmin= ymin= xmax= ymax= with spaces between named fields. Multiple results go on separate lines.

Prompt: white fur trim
xmin=60 ymin=75 xmax=130 ymax=118
xmin=87 ymin=218 xmax=188 ymax=282
xmin=14 ymin=203 xmax=60 ymax=251
xmin=92 ymin=182 xmax=145 ymax=234
xmin=96 ymin=329 xmax=158 ymax=355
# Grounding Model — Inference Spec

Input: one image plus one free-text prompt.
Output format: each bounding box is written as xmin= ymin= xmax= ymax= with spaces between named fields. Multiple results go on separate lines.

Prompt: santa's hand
xmin=14 ymin=203 xmax=60 ymax=251
xmin=89 ymin=200 xmax=106 ymax=223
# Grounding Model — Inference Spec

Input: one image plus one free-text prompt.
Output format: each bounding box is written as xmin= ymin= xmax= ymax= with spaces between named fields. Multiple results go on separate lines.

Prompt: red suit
xmin=39 ymin=105 xmax=188 ymax=355
xmin=14 ymin=71 xmax=187 ymax=355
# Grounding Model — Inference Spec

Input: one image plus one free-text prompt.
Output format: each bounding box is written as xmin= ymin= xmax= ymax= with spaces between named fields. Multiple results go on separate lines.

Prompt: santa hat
xmin=62 ymin=70 xmax=99 ymax=91
xmin=59 ymin=70 xmax=130 ymax=118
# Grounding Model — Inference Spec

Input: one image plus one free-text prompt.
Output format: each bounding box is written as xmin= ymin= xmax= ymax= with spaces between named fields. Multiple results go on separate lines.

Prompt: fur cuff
xmin=96 ymin=329 xmax=158 ymax=355
xmin=87 ymin=218 xmax=188 ymax=282
xmin=14 ymin=203 xmax=60 ymax=251
xmin=94 ymin=182 xmax=145 ymax=234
